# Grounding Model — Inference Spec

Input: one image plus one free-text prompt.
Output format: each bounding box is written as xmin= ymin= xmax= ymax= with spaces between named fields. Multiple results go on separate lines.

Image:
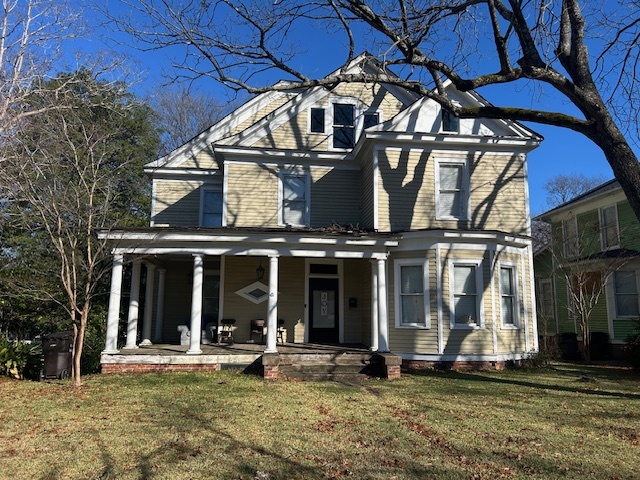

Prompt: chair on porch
xmin=219 ymin=318 xmax=235 ymax=344
xmin=277 ymin=319 xmax=286 ymax=344
xmin=250 ymin=319 xmax=265 ymax=343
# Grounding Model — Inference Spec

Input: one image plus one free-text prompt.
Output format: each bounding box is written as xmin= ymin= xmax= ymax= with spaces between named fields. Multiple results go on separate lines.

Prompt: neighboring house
xmin=535 ymin=179 xmax=640 ymax=358
xmin=100 ymin=53 xmax=542 ymax=375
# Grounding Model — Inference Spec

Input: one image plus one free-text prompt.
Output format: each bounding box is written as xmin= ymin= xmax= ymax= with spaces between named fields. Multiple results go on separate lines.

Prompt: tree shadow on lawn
xmin=406 ymin=366 xmax=640 ymax=400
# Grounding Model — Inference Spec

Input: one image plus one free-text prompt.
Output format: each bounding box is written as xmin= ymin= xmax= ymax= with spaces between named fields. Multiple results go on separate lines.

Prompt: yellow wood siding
xmin=178 ymin=145 xmax=219 ymax=170
xmin=360 ymin=144 xmax=375 ymax=229
xmin=227 ymin=94 xmax=294 ymax=139
xmin=376 ymin=149 xmax=528 ymax=234
xmin=310 ymin=167 xmax=361 ymax=227
xmin=226 ymin=163 xmax=279 ymax=227
xmin=153 ymin=180 xmax=203 ymax=227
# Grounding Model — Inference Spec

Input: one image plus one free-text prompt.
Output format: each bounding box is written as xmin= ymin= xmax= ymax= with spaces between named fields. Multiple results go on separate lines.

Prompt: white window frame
xmin=308 ymin=106 xmax=328 ymax=134
xmin=562 ymin=216 xmax=579 ymax=258
xmin=435 ymin=158 xmax=469 ymax=220
xmin=613 ymin=270 xmax=640 ymax=318
xmin=499 ymin=262 xmax=520 ymax=329
xmin=199 ymin=186 xmax=223 ymax=227
xmin=449 ymin=259 xmax=484 ymax=329
xmin=278 ymin=169 xmax=310 ymax=227
xmin=394 ymin=258 xmax=430 ymax=329
xmin=599 ymin=204 xmax=620 ymax=250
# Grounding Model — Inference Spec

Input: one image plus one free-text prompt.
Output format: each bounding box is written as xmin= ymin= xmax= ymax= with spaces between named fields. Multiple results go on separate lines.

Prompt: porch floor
xmin=115 ymin=342 xmax=371 ymax=356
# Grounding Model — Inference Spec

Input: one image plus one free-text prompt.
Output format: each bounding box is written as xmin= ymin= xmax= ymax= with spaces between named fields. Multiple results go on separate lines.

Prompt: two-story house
xmin=535 ymin=179 xmax=640 ymax=359
xmin=100 ymin=53 xmax=542 ymax=377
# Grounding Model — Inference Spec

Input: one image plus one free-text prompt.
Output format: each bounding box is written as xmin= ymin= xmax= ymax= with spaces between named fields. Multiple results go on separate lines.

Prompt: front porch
xmin=100 ymin=343 xmax=402 ymax=380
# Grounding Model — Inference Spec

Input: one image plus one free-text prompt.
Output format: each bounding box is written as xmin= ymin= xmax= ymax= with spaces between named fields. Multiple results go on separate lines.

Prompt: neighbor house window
xmin=333 ymin=103 xmax=355 ymax=148
xmin=450 ymin=260 xmax=483 ymax=327
xmin=310 ymin=107 xmax=325 ymax=133
xmin=600 ymin=205 xmax=620 ymax=250
xmin=280 ymin=172 xmax=309 ymax=227
xmin=436 ymin=160 xmax=468 ymax=220
xmin=500 ymin=265 xmax=519 ymax=327
xmin=394 ymin=259 xmax=430 ymax=328
xmin=614 ymin=271 xmax=639 ymax=317
xmin=562 ymin=217 xmax=579 ymax=258
xmin=200 ymin=188 xmax=223 ymax=227
xmin=442 ymin=108 xmax=459 ymax=132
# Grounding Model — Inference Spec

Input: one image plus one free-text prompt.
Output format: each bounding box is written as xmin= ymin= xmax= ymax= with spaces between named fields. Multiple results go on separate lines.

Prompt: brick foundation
xmin=402 ymin=359 xmax=507 ymax=371
xmin=101 ymin=363 xmax=220 ymax=374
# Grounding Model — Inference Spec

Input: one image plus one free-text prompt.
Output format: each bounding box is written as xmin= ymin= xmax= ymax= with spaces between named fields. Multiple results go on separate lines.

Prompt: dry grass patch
xmin=0 ymin=363 xmax=639 ymax=479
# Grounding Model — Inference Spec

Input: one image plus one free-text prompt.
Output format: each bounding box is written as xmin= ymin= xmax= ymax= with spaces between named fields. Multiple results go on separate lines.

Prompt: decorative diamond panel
xmin=235 ymin=281 xmax=269 ymax=304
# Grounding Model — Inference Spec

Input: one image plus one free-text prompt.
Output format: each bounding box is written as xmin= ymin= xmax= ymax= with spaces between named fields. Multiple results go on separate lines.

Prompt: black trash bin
xmin=42 ymin=331 xmax=73 ymax=379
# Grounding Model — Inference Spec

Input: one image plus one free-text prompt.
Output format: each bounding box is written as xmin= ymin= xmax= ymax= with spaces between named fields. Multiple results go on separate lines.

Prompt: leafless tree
xmin=543 ymin=173 xmax=608 ymax=208
xmin=102 ymin=0 xmax=640 ymax=220
xmin=151 ymin=84 xmax=236 ymax=154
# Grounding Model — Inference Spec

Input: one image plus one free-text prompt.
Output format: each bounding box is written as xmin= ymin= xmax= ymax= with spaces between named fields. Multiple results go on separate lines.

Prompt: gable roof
xmin=536 ymin=179 xmax=619 ymax=221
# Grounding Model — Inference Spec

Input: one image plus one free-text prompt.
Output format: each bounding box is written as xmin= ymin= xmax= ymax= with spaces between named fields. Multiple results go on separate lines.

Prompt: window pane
xmin=333 ymin=104 xmax=354 ymax=126
xmin=500 ymin=267 xmax=514 ymax=295
xmin=442 ymin=109 xmax=459 ymax=132
xmin=333 ymin=127 xmax=354 ymax=148
xmin=439 ymin=191 xmax=461 ymax=217
xmin=615 ymin=271 xmax=637 ymax=294
xmin=284 ymin=201 xmax=305 ymax=225
xmin=401 ymin=296 xmax=425 ymax=324
xmin=284 ymin=176 xmax=306 ymax=200
xmin=440 ymin=165 xmax=462 ymax=190
xmin=310 ymin=108 xmax=325 ymax=133
xmin=401 ymin=265 xmax=423 ymax=294
xmin=454 ymin=296 xmax=477 ymax=323
xmin=454 ymin=265 xmax=476 ymax=294
xmin=202 ymin=191 xmax=222 ymax=227
xmin=502 ymin=297 xmax=514 ymax=324
xmin=363 ymin=112 xmax=379 ymax=129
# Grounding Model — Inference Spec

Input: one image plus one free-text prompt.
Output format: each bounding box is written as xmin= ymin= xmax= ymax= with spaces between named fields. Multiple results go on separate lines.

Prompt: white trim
xmin=521 ymin=154 xmax=532 ymax=237
xmin=150 ymin=181 xmax=157 ymax=227
xmin=278 ymin=168 xmax=311 ymax=227
xmin=436 ymin=245 xmax=444 ymax=354
xmin=372 ymin=148 xmax=379 ymax=231
xmin=219 ymin=256 xmax=226 ymax=323
xmin=199 ymin=185 xmax=223 ymax=228
xmin=448 ymin=258 xmax=485 ymax=329
xmin=222 ymin=163 xmax=229 ymax=227
xmin=599 ymin=203 xmax=620 ymax=251
xmin=307 ymin=104 xmax=328 ymax=134
xmin=393 ymin=258 xmax=431 ymax=329
xmin=490 ymin=249 xmax=498 ymax=354
xmin=399 ymin=352 xmax=531 ymax=362
xmin=435 ymin=157 xmax=469 ymax=221
xmin=526 ymin=245 xmax=538 ymax=351
xmin=498 ymin=261 xmax=521 ymax=329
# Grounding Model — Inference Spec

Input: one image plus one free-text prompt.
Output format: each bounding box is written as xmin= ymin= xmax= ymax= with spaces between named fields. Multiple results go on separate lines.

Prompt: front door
xmin=309 ymin=278 xmax=339 ymax=343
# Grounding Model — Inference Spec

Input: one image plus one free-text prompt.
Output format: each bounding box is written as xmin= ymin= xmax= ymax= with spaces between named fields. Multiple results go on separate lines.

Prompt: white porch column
xmin=140 ymin=264 xmax=156 ymax=346
xmin=376 ymin=257 xmax=390 ymax=352
xmin=125 ymin=260 xmax=141 ymax=349
xmin=154 ymin=268 xmax=166 ymax=343
xmin=265 ymin=255 xmax=279 ymax=354
xmin=370 ymin=260 xmax=379 ymax=352
xmin=103 ymin=253 xmax=124 ymax=354
xmin=187 ymin=254 xmax=204 ymax=354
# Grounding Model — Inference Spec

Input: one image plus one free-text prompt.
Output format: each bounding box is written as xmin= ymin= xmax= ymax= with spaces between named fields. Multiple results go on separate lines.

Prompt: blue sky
xmin=74 ymin=3 xmax=624 ymax=215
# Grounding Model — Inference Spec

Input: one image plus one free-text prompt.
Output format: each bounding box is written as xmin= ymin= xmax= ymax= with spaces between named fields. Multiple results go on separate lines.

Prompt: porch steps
xmin=277 ymin=352 xmax=373 ymax=383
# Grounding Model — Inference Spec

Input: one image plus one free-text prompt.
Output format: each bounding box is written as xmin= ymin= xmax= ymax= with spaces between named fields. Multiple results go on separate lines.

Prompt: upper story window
xmin=562 ymin=216 xmax=579 ymax=258
xmin=614 ymin=270 xmax=639 ymax=317
xmin=600 ymin=204 xmax=620 ymax=250
xmin=436 ymin=159 xmax=468 ymax=220
xmin=450 ymin=259 xmax=483 ymax=328
xmin=394 ymin=259 xmax=430 ymax=328
xmin=363 ymin=111 xmax=380 ymax=129
xmin=310 ymin=108 xmax=325 ymax=133
xmin=333 ymin=103 xmax=355 ymax=148
xmin=200 ymin=188 xmax=223 ymax=227
xmin=442 ymin=108 xmax=459 ymax=132
xmin=499 ymin=264 xmax=519 ymax=328
xmin=279 ymin=171 xmax=309 ymax=227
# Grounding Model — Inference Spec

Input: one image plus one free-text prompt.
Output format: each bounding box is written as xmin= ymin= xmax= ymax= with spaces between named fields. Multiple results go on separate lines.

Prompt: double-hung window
xmin=614 ymin=271 xmax=639 ymax=317
xmin=436 ymin=160 xmax=468 ymax=220
xmin=499 ymin=264 xmax=519 ymax=327
xmin=280 ymin=172 xmax=309 ymax=227
xmin=562 ymin=217 xmax=579 ymax=258
xmin=450 ymin=260 xmax=483 ymax=328
xmin=600 ymin=205 xmax=620 ymax=250
xmin=333 ymin=103 xmax=355 ymax=148
xmin=394 ymin=259 xmax=430 ymax=328
xmin=200 ymin=188 xmax=223 ymax=227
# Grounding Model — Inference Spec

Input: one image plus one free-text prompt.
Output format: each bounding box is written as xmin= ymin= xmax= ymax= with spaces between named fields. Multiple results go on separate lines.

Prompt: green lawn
xmin=1 ymin=363 xmax=639 ymax=479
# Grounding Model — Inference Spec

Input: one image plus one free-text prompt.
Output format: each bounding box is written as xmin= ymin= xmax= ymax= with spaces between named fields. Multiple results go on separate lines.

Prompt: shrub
xmin=0 ymin=335 xmax=42 ymax=380
xmin=626 ymin=319 xmax=640 ymax=373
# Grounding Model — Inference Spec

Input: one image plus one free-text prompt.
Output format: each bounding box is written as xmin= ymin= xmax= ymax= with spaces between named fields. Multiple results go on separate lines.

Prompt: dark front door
xmin=309 ymin=278 xmax=339 ymax=343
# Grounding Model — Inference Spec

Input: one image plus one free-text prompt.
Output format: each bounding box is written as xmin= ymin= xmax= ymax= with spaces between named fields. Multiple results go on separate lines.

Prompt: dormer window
xmin=363 ymin=112 xmax=379 ymax=129
xmin=442 ymin=108 xmax=459 ymax=132
xmin=310 ymin=108 xmax=325 ymax=133
xmin=333 ymin=103 xmax=355 ymax=148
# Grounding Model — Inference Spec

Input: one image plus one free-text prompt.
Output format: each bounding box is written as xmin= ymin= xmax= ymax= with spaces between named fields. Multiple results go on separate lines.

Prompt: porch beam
xmin=103 ymin=254 xmax=124 ymax=354
xmin=140 ymin=263 xmax=155 ymax=346
xmin=125 ymin=260 xmax=141 ymax=349
xmin=187 ymin=254 xmax=204 ymax=355
xmin=154 ymin=268 xmax=166 ymax=343
xmin=265 ymin=255 xmax=279 ymax=354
